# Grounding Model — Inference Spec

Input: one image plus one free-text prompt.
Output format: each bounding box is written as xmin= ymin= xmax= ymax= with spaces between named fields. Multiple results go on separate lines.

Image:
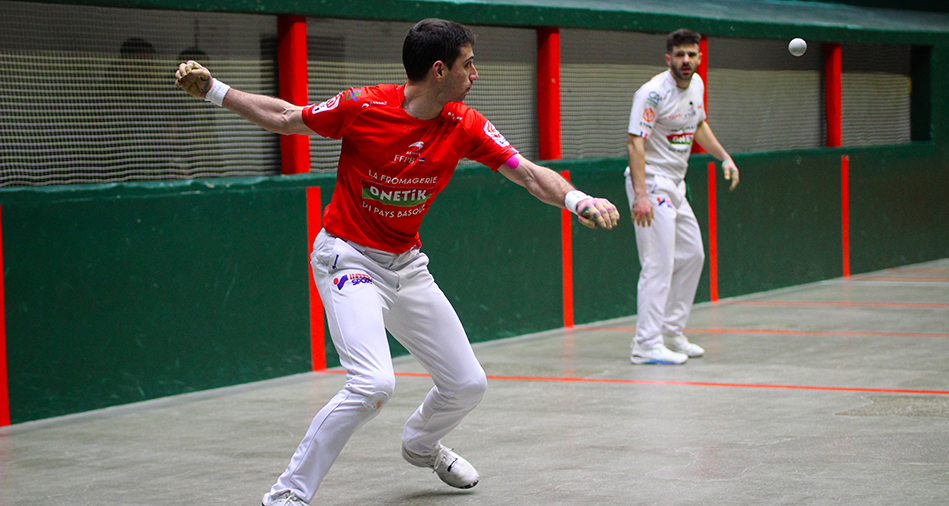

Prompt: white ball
xmin=788 ymin=38 xmax=807 ymax=57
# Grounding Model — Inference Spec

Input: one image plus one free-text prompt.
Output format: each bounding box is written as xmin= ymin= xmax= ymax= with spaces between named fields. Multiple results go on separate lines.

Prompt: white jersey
xmin=627 ymin=70 xmax=706 ymax=180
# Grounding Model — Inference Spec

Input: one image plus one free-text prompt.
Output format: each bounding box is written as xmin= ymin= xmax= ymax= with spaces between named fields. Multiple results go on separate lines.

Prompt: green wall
xmin=2 ymin=140 xmax=948 ymax=424
xmin=2 ymin=0 xmax=948 ymax=424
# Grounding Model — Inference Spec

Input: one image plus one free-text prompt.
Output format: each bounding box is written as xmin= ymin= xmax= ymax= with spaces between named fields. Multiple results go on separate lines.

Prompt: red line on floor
xmin=318 ymin=370 xmax=949 ymax=395
xmin=727 ymin=300 xmax=949 ymax=309
xmin=852 ymin=275 xmax=949 ymax=283
xmin=886 ymin=268 xmax=949 ymax=275
xmin=591 ymin=326 xmax=949 ymax=338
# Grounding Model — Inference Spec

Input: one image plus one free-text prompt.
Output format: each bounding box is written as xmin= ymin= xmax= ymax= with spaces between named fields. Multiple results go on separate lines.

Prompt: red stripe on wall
xmin=0 ymin=206 xmax=9 ymax=426
xmin=708 ymin=162 xmax=718 ymax=302
xmin=277 ymin=15 xmax=310 ymax=174
xmin=692 ymin=34 xmax=708 ymax=154
xmin=306 ymin=187 xmax=326 ymax=371
xmin=537 ymin=27 xmax=562 ymax=161
xmin=560 ymin=171 xmax=574 ymax=328
xmin=825 ymin=43 xmax=843 ymax=148
xmin=841 ymin=155 xmax=850 ymax=277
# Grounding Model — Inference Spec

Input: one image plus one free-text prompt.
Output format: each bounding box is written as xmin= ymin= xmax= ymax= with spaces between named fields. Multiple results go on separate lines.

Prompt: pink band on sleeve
xmin=503 ymin=154 xmax=520 ymax=169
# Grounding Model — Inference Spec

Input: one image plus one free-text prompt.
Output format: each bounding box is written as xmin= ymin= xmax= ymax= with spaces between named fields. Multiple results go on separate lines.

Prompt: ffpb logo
xmin=334 ymin=273 xmax=373 ymax=290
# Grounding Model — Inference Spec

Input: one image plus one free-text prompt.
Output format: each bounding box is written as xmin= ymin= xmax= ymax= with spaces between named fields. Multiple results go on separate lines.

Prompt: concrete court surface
xmin=1 ymin=259 xmax=947 ymax=506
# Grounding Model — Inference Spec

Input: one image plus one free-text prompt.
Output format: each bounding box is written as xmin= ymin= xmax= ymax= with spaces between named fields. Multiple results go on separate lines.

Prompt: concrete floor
xmin=2 ymin=259 xmax=948 ymax=506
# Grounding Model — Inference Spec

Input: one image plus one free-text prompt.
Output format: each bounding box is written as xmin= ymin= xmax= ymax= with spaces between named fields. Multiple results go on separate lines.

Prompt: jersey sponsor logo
xmin=393 ymin=141 xmax=427 ymax=164
xmin=667 ymin=132 xmax=694 ymax=145
xmin=656 ymin=197 xmax=674 ymax=209
xmin=647 ymin=91 xmax=662 ymax=105
xmin=343 ymin=88 xmax=363 ymax=102
xmin=361 ymin=179 xmax=433 ymax=208
xmin=643 ymin=108 xmax=655 ymax=122
xmin=483 ymin=121 xmax=511 ymax=148
xmin=311 ymin=93 xmax=342 ymax=114
xmin=333 ymin=273 xmax=373 ymax=290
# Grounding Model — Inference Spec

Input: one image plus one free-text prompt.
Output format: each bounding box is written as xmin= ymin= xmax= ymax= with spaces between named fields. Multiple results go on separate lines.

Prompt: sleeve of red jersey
xmin=301 ymin=88 xmax=363 ymax=139
xmin=461 ymin=109 xmax=520 ymax=172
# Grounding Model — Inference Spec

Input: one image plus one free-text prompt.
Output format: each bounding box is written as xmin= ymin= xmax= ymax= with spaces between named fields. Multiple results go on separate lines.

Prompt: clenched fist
xmin=175 ymin=60 xmax=212 ymax=98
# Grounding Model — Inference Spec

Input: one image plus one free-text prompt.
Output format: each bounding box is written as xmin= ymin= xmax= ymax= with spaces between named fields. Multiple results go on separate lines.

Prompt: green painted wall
xmin=2 ymin=0 xmax=948 ymax=424
xmin=2 ymin=142 xmax=948 ymax=424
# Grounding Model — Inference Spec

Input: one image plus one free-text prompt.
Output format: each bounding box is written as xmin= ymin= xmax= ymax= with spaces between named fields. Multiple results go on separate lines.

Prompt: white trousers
xmin=270 ymin=230 xmax=487 ymax=502
xmin=625 ymin=172 xmax=705 ymax=349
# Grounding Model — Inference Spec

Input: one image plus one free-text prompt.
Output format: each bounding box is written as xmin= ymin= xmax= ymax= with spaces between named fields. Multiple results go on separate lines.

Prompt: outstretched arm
xmin=694 ymin=120 xmax=739 ymax=190
xmin=499 ymin=154 xmax=620 ymax=230
xmin=174 ymin=61 xmax=314 ymax=136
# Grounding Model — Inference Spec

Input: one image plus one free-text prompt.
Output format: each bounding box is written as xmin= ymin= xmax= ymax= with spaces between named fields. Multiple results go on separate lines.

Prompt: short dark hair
xmin=403 ymin=19 xmax=476 ymax=82
xmin=666 ymin=29 xmax=701 ymax=53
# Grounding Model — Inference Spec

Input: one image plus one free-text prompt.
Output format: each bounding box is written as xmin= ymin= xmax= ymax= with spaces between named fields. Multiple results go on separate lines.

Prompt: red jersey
xmin=302 ymin=84 xmax=519 ymax=253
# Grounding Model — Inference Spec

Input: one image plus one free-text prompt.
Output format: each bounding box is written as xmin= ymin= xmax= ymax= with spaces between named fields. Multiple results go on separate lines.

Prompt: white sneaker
xmin=262 ymin=491 xmax=309 ymax=506
xmin=666 ymin=335 xmax=705 ymax=357
xmin=631 ymin=343 xmax=688 ymax=365
xmin=402 ymin=444 xmax=480 ymax=489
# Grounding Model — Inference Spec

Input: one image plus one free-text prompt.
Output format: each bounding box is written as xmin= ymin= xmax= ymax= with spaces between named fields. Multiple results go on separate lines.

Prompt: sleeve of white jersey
xmin=627 ymin=85 xmax=658 ymax=139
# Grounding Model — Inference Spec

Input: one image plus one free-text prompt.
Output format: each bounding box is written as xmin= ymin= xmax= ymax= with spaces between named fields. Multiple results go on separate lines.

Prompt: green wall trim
xmin=13 ymin=0 xmax=949 ymax=43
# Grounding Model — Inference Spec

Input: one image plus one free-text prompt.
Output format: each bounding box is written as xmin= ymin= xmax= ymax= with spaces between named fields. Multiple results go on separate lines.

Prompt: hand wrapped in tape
xmin=174 ymin=60 xmax=212 ymax=98
xmin=577 ymin=197 xmax=621 ymax=230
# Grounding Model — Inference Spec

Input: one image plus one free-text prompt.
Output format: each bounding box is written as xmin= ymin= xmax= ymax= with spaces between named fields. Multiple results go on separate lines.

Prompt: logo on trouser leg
xmin=334 ymin=273 xmax=373 ymax=290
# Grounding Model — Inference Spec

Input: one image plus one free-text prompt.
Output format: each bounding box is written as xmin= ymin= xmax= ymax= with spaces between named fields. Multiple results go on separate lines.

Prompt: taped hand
xmin=577 ymin=198 xmax=621 ymax=230
xmin=175 ymin=60 xmax=212 ymax=98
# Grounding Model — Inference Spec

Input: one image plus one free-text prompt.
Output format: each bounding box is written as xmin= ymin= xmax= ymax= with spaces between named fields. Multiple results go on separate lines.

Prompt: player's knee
xmin=455 ymin=372 xmax=487 ymax=407
xmin=355 ymin=376 xmax=395 ymax=412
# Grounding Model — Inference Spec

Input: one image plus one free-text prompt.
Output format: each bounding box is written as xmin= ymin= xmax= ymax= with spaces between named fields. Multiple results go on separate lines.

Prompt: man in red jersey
xmin=176 ymin=18 xmax=619 ymax=506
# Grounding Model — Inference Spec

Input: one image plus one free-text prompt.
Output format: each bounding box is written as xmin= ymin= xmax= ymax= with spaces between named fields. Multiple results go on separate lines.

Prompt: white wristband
xmin=204 ymin=79 xmax=231 ymax=107
xmin=564 ymin=190 xmax=591 ymax=215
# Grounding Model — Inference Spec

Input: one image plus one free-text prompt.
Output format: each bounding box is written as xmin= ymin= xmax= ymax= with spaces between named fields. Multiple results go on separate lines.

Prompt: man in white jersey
xmin=625 ymin=28 xmax=739 ymax=365
xmin=175 ymin=18 xmax=620 ymax=506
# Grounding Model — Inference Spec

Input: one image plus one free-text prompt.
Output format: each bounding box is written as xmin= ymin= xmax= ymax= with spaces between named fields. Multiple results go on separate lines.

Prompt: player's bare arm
xmin=694 ymin=120 xmax=739 ymax=190
xmin=499 ymin=154 xmax=620 ymax=230
xmin=627 ymin=134 xmax=654 ymax=227
xmin=174 ymin=60 xmax=313 ymax=136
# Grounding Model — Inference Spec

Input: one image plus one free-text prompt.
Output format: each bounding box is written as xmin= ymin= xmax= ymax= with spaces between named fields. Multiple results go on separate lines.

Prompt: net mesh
xmin=842 ymin=44 xmax=911 ymax=146
xmin=306 ymin=19 xmax=537 ymax=171
xmin=0 ymin=0 xmax=279 ymax=187
xmin=560 ymin=30 xmax=666 ymax=160
xmin=0 ymin=3 xmax=917 ymax=188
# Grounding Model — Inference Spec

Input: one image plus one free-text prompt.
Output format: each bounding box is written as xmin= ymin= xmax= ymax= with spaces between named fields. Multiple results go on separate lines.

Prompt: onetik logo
xmin=667 ymin=132 xmax=694 ymax=145
xmin=334 ymin=273 xmax=373 ymax=290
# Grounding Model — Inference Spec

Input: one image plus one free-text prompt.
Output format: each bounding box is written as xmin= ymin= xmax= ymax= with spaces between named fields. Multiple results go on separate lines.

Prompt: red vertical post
xmin=824 ymin=43 xmax=843 ymax=147
xmin=692 ymin=34 xmax=708 ymax=154
xmin=306 ymin=187 xmax=326 ymax=371
xmin=560 ymin=171 xmax=574 ymax=328
xmin=707 ymin=162 xmax=719 ymax=302
xmin=0 ymin=206 xmax=9 ymax=426
xmin=278 ymin=15 xmax=310 ymax=174
xmin=537 ymin=27 xmax=562 ymax=161
xmin=841 ymin=155 xmax=850 ymax=278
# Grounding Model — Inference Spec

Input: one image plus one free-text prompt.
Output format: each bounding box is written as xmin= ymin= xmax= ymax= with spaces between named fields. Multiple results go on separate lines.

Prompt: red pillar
xmin=841 ymin=155 xmax=850 ymax=278
xmin=560 ymin=171 xmax=574 ymax=328
xmin=707 ymin=162 xmax=718 ymax=302
xmin=0 ymin=206 xmax=8 ymax=426
xmin=824 ymin=43 xmax=843 ymax=147
xmin=278 ymin=15 xmax=310 ymax=174
xmin=692 ymin=34 xmax=708 ymax=154
xmin=537 ymin=27 xmax=562 ymax=161
xmin=306 ymin=187 xmax=326 ymax=371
